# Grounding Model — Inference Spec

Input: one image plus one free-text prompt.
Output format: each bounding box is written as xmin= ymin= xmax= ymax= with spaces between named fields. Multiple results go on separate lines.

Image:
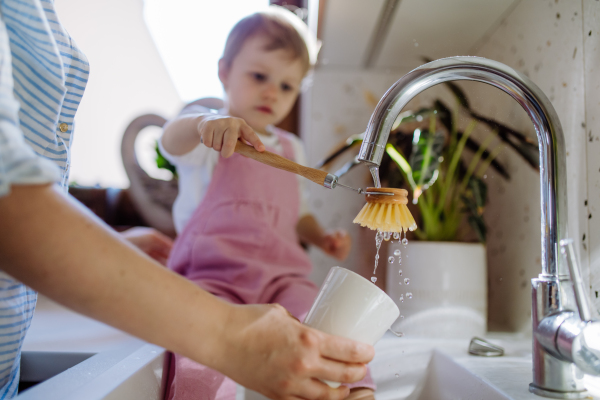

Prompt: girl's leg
xmin=267 ymin=277 xmax=318 ymax=321
xmin=166 ymin=355 xmax=236 ymax=400
xmin=165 ymin=289 xmax=239 ymax=400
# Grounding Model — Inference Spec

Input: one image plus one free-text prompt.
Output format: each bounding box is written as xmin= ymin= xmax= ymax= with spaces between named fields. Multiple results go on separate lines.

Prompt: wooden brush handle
xmin=235 ymin=141 xmax=329 ymax=186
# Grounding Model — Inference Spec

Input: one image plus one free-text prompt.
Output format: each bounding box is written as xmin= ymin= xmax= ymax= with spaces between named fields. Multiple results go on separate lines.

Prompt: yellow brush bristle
xmin=352 ymin=188 xmax=417 ymax=233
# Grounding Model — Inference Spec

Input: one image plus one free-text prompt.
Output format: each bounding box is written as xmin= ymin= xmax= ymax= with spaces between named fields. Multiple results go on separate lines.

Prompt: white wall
xmin=55 ymin=0 xmax=182 ymax=188
xmin=584 ymin=2 xmax=600 ymax=320
xmin=465 ymin=0 xmax=597 ymax=332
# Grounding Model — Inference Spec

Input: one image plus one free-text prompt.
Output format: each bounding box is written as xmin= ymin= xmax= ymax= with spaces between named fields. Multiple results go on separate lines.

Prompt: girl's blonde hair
xmin=221 ymin=6 xmax=319 ymax=76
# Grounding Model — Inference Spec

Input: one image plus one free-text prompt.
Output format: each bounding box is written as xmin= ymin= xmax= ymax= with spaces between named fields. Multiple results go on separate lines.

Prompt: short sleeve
xmin=0 ymin=17 xmax=60 ymax=198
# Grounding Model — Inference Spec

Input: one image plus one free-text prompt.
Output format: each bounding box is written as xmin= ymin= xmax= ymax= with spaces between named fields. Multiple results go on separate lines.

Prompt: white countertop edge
xmin=16 ymin=341 xmax=168 ymax=400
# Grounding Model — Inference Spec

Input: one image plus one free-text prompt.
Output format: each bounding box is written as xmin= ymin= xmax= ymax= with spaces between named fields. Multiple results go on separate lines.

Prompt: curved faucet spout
xmin=359 ymin=56 xmax=588 ymax=397
xmin=357 ymin=56 xmax=566 ymax=278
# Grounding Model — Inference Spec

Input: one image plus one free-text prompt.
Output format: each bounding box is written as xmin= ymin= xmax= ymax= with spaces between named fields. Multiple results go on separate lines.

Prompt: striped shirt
xmin=0 ymin=0 xmax=89 ymax=397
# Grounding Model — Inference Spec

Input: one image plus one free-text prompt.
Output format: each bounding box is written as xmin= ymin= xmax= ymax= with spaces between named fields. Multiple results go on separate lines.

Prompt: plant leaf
xmin=385 ymin=144 xmax=413 ymax=189
xmin=333 ymin=157 xmax=361 ymax=178
xmin=434 ymin=98 xmax=536 ymax=174
xmin=461 ymin=133 xmax=510 ymax=180
xmin=468 ymin=176 xmax=487 ymax=210
xmin=444 ymin=80 xmax=471 ymax=109
xmin=432 ymin=100 xmax=453 ymax=133
xmin=468 ymin=215 xmax=487 ymax=243
xmin=314 ymin=133 xmax=364 ymax=169
xmin=155 ymin=141 xmax=178 ymax=178
xmin=409 ymin=129 xmax=444 ymax=190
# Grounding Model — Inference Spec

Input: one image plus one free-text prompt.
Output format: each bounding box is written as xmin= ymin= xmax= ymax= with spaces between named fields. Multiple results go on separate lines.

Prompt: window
xmin=144 ymin=0 xmax=270 ymax=102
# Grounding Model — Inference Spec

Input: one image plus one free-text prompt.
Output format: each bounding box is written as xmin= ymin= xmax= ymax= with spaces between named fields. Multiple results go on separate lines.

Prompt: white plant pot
xmin=386 ymin=241 xmax=487 ymax=338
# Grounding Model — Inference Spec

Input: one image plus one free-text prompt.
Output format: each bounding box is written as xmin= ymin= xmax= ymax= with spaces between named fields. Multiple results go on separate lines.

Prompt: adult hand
xmin=320 ymin=229 xmax=352 ymax=261
xmin=120 ymin=227 xmax=173 ymax=266
xmin=198 ymin=114 xmax=265 ymax=158
xmin=346 ymin=388 xmax=376 ymax=400
xmin=214 ymin=303 xmax=374 ymax=400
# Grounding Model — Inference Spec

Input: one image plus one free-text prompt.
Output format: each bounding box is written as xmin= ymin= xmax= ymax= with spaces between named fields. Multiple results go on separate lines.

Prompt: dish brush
xmin=353 ymin=187 xmax=417 ymax=233
xmin=234 ymin=141 xmax=417 ymax=233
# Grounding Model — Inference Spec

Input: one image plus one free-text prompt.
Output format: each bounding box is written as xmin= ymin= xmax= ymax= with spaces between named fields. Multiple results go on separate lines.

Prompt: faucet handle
xmin=560 ymin=239 xmax=593 ymax=321
xmin=537 ymin=240 xmax=600 ymax=376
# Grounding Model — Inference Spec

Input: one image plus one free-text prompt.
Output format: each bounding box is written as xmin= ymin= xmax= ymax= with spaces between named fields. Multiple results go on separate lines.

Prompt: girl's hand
xmin=321 ymin=229 xmax=352 ymax=261
xmin=120 ymin=227 xmax=173 ymax=266
xmin=215 ymin=303 xmax=374 ymax=400
xmin=198 ymin=115 xmax=265 ymax=158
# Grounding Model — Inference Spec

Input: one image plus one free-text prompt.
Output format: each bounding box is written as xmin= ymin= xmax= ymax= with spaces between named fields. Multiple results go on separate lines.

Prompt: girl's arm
xmin=0 ymin=184 xmax=373 ymax=400
xmin=161 ymin=113 xmax=264 ymax=158
xmin=297 ymin=214 xmax=352 ymax=261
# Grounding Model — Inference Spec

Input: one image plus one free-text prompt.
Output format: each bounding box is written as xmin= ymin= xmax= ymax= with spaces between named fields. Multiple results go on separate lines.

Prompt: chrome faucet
xmin=357 ymin=56 xmax=600 ymax=398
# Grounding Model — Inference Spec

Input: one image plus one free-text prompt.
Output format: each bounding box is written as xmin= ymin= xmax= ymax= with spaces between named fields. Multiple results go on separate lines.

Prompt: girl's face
xmin=219 ymin=35 xmax=305 ymax=134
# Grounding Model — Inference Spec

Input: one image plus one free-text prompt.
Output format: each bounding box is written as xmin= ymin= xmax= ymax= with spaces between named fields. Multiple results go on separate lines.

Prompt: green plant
xmin=388 ymin=116 xmax=498 ymax=242
xmin=155 ymin=141 xmax=178 ymax=179
xmin=317 ymin=83 xmax=538 ymax=243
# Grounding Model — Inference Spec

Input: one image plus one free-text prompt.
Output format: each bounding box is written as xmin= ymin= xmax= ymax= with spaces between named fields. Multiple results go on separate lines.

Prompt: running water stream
xmin=369 ymin=166 xmax=381 ymax=188
xmin=372 ymin=231 xmax=384 ymax=276
xmin=368 ymin=164 xmax=411 ymax=337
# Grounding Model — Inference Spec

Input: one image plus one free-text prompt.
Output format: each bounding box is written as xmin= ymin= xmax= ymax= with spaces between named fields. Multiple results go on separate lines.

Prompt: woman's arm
xmin=0 ymin=184 xmax=372 ymax=400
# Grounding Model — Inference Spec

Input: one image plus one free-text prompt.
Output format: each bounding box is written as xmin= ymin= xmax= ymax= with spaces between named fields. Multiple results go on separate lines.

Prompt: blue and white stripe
xmin=0 ymin=0 xmax=89 ymax=397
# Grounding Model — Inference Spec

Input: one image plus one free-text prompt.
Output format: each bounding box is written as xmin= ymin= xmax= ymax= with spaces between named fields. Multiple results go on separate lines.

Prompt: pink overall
xmin=166 ymin=129 xmax=374 ymax=399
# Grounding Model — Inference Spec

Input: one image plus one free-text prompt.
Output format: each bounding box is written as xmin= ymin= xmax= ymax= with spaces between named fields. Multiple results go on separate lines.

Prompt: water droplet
xmin=388 ymin=256 xmax=394 ymax=263
xmin=394 ymin=249 xmax=401 ymax=256
xmin=393 ymin=232 xmax=400 ymax=240
xmin=402 ymin=238 xmax=408 ymax=245
xmin=406 ymin=292 xmax=413 ymax=299
xmin=400 ymin=315 xmax=404 ymax=319
xmin=395 ymin=373 xmax=400 ymax=378
xmin=399 ymin=294 xmax=404 ymax=302
xmin=404 ymin=278 xmax=410 ymax=285
xmin=383 ymin=232 xmax=391 ymax=241
xmin=398 ymin=269 xmax=403 ymax=275
xmin=375 ymin=254 xmax=379 ymax=260
xmin=371 ymin=277 xmax=377 ymax=283
xmin=375 ymin=231 xmax=384 ymax=245
xmin=392 ymin=330 xmax=404 ymax=337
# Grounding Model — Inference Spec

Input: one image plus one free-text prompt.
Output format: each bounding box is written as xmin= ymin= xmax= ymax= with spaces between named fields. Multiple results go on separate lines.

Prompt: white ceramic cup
xmin=303 ymin=266 xmax=400 ymax=388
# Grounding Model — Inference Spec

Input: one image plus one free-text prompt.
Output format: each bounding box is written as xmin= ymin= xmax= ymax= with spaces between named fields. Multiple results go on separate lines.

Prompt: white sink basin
xmin=370 ymin=333 xmax=538 ymax=400
xmin=241 ymin=333 xmax=538 ymax=400
xmin=22 ymin=296 xmax=538 ymax=400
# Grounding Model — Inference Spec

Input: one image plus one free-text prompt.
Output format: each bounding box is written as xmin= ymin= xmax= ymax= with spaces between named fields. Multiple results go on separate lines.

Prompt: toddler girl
xmin=160 ymin=7 xmax=375 ymax=400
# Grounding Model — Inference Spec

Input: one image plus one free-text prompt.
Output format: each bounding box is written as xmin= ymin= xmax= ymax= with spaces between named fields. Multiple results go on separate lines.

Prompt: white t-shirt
xmin=159 ymin=106 xmax=311 ymax=234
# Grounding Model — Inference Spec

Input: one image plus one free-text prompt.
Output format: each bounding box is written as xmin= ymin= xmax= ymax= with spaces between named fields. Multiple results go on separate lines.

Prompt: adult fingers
xmin=293 ymin=379 xmax=350 ymax=400
xmin=318 ymin=333 xmax=374 ymax=364
xmin=310 ymin=357 xmax=368 ymax=385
